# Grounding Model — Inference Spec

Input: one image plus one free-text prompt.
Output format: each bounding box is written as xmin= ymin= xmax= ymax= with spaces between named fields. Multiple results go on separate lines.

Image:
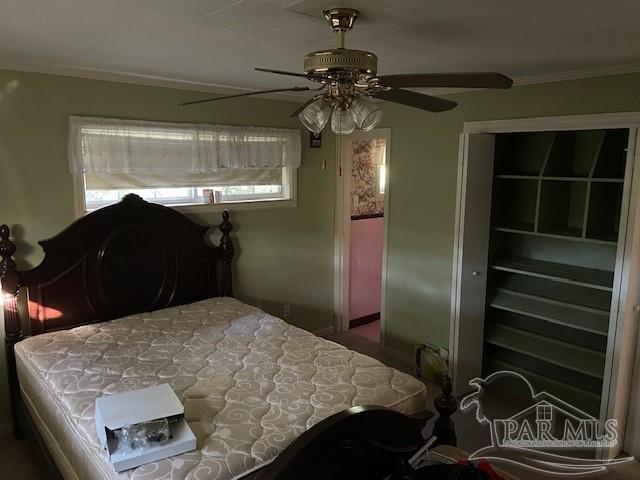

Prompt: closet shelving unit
xmin=483 ymin=129 xmax=628 ymax=416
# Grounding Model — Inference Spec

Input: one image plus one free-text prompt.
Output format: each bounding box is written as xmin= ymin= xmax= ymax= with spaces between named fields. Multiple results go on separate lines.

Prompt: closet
xmin=486 ymin=129 xmax=627 ymax=416
xmin=451 ymin=118 xmax=640 ymax=458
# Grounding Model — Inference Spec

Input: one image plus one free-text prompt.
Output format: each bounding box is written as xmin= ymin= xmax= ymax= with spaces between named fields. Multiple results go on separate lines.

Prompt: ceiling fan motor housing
xmin=305 ymin=7 xmax=377 ymax=79
xmin=304 ymin=49 xmax=378 ymax=76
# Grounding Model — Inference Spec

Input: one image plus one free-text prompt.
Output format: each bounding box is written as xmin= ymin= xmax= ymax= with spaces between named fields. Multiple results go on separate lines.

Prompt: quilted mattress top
xmin=15 ymin=297 xmax=426 ymax=479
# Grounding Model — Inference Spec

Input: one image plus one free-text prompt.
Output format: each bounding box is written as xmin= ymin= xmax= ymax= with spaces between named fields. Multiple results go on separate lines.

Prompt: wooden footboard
xmin=257 ymin=376 xmax=458 ymax=480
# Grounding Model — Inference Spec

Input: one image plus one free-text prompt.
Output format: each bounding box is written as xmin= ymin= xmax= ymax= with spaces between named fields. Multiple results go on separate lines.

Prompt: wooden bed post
xmin=219 ymin=210 xmax=234 ymax=297
xmin=0 ymin=225 xmax=23 ymax=438
xmin=431 ymin=374 xmax=458 ymax=447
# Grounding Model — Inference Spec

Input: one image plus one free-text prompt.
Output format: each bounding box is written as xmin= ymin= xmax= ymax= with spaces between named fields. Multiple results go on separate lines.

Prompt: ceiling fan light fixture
xmin=330 ymin=108 xmax=356 ymax=135
xmin=351 ymin=97 xmax=383 ymax=132
xmin=298 ymin=98 xmax=332 ymax=134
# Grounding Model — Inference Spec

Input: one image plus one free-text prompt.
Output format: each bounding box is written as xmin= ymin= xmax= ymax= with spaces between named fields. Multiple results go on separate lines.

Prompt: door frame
xmin=451 ymin=112 xmax=640 ymax=456
xmin=334 ymin=128 xmax=392 ymax=345
xmin=449 ymin=133 xmax=496 ymax=395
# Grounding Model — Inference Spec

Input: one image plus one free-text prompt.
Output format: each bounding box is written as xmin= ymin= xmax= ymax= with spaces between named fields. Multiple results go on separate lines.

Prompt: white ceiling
xmin=1 ymin=0 xmax=640 ymax=96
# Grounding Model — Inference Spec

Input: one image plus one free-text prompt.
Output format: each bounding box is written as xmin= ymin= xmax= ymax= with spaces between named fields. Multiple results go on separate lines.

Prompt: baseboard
xmin=0 ymin=421 xmax=13 ymax=436
xmin=313 ymin=326 xmax=335 ymax=337
xmin=349 ymin=312 xmax=380 ymax=329
xmin=381 ymin=346 xmax=415 ymax=370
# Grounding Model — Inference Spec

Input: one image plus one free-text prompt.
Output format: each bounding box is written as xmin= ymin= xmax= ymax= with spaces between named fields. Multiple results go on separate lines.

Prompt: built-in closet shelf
xmin=543 ymin=130 xmax=606 ymax=178
xmin=586 ymin=182 xmax=624 ymax=242
xmin=484 ymin=323 xmax=605 ymax=379
xmin=537 ymin=226 xmax=583 ymax=238
xmin=493 ymin=224 xmax=536 ymax=233
xmin=495 ymin=175 xmax=624 ymax=183
xmin=492 ymin=226 xmax=617 ymax=245
xmin=481 ymin=128 xmax=630 ymax=416
xmin=494 ymin=132 xmax=555 ymax=175
xmin=492 ymin=178 xmax=537 ymax=230
xmin=592 ymin=129 xmax=629 ymax=179
xmin=538 ymin=180 xmax=586 ymax=238
xmin=483 ymin=358 xmax=601 ymax=416
xmin=490 ymin=257 xmax=614 ymax=291
xmin=489 ymin=289 xmax=609 ymax=336
xmin=591 ymin=178 xmax=625 ymax=183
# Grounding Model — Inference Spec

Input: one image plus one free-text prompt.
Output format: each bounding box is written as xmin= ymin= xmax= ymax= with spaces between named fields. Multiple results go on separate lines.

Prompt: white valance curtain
xmin=68 ymin=116 xmax=302 ymax=175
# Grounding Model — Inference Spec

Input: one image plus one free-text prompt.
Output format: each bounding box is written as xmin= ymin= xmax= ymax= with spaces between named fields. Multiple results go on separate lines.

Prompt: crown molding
xmin=2 ymin=60 xmax=640 ymax=100
xmin=513 ymin=62 xmax=640 ymax=86
xmin=0 ymin=61 xmax=307 ymax=102
xmin=424 ymin=62 xmax=640 ymax=96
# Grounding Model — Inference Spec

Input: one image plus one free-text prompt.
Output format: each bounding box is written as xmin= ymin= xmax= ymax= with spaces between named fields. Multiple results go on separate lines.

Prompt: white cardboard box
xmin=95 ymin=384 xmax=197 ymax=472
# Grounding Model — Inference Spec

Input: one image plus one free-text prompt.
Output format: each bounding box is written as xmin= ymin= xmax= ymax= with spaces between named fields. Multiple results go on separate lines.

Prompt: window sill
xmin=172 ymin=197 xmax=297 ymax=214
xmin=82 ymin=197 xmax=296 ymax=217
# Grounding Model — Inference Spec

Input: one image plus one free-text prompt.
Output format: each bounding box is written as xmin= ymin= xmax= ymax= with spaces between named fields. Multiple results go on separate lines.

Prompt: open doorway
xmin=334 ymin=129 xmax=391 ymax=345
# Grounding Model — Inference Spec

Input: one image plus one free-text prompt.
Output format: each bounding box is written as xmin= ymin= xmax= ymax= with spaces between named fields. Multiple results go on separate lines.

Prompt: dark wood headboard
xmin=0 ymin=194 xmax=234 ymax=430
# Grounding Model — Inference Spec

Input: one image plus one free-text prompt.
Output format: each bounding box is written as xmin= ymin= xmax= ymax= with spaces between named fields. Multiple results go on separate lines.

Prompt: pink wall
xmin=349 ymin=216 xmax=384 ymax=321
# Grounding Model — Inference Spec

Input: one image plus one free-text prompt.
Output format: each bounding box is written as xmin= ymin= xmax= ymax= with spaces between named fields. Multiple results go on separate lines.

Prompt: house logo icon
xmin=460 ymin=371 xmax=634 ymax=475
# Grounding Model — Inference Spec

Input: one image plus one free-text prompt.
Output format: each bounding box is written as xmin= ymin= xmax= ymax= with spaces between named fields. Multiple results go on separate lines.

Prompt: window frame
xmin=72 ymin=167 xmax=297 ymax=217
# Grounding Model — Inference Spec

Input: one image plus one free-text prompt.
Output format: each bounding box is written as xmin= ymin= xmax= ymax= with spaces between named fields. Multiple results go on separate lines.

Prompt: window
xmin=82 ymin=169 xmax=292 ymax=211
xmin=68 ymin=117 xmax=301 ymax=212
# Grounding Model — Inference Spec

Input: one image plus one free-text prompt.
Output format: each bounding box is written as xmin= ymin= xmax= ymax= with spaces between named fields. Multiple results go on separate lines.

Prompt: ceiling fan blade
xmin=373 ymin=89 xmax=457 ymax=112
xmin=180 ymin=87 xmax=310 ymax=106
xmin=289 ymin=95 xmax=323 ymax=118
xmin=378 ymin=72 xmax=513 ymax=89
xmin=255 ymin=67 xmax=311 ymax=79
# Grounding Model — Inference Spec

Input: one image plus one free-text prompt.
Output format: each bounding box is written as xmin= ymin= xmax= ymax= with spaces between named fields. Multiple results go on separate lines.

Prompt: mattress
xmin=15 ymin=297 xmax=427 ymax=480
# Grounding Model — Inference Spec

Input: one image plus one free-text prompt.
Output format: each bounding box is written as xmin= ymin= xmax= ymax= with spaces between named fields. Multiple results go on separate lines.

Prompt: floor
xmin=350 ymin=319 xmax=380 ymax=342
xmin=2 ymin=330 xmax=638 ymax=479
xmin=0 ymin=432 xmax=45 ymax=479
xmin=326 ymin=327 xmax=412 ymax=377
xmin=326 ymin=329 xmax=490 ymax=450
xmin=325 ymin=330 xmax=640 ymax=480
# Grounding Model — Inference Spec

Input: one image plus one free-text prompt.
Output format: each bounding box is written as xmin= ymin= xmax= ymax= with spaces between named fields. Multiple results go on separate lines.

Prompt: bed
xmin=0 ymin=194 xmax=456 ymax=480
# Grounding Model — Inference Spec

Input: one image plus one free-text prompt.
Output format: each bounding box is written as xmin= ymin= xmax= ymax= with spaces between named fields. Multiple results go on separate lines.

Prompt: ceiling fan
xmin=182 ymin=8 xmax=513 ymax=135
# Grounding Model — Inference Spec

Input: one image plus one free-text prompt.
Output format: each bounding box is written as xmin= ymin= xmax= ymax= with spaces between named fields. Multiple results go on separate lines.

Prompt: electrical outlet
xmin=283 ymin=304 xmax=290 ymax=318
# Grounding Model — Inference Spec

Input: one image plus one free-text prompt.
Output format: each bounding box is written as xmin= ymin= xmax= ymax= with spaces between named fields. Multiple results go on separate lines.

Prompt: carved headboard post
xmin=0 ymin=225 xmax=23 ymax=437
xmin=219 ymin=210 xmax=234 ymax=297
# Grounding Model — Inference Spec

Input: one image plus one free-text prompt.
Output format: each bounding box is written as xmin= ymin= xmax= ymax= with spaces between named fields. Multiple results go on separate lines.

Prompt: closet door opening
xmin=451 ymin=117 xmax=640 ymax=459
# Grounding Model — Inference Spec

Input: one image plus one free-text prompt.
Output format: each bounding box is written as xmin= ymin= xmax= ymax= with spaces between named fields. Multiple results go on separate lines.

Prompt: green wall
xmin=1 ymin=68 xmax=640 ymax=427
xmin=0 ymin=70 xmax=336 ymax=426
xmin=380 ymin=72 xmax=640 ymax=354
